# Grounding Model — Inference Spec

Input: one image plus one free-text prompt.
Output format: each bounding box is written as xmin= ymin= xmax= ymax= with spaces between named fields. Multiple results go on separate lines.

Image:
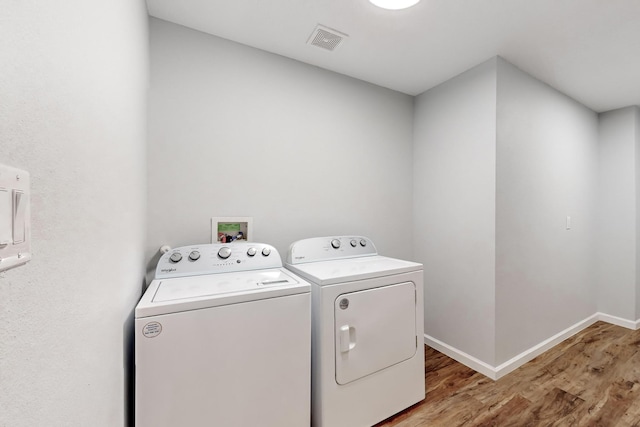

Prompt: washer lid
xmin=135 ymin=269 xmax=310 ymax=318
xmin=285 ymin=255 xmax=422 ymax=286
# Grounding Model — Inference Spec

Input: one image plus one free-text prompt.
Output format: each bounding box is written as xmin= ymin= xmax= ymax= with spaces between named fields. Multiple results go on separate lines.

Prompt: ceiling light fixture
xmin=369 ymin=0 xmax=420 ymax=10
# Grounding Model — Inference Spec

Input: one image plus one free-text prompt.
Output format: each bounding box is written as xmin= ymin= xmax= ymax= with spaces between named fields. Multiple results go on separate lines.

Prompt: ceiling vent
xmin=307 ymin=25 xmax=348 ymax=52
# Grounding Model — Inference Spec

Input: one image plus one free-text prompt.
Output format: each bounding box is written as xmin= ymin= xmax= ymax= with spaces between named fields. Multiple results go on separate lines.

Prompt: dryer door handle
xmin=339 ymin=325 xmax=356 ymax=353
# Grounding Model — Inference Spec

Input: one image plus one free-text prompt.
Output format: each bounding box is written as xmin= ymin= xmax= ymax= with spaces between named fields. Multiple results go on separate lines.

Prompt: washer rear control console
xmin=158 ymin=243 xmax=279 ymax=279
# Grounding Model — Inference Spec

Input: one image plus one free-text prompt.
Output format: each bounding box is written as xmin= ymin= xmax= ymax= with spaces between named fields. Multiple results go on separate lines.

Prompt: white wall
xmin=637 ymin=108 xmax=640 ymax=320
xmin=413 ymin=58 xmax=498 ymax=365
xmin=0 ymin=1 xmax=148 ymax=426
xmin=147 ymin=18 xmax=415 ymax=272
xmin=414 ymin=57 xmax=599 ymax=369
xmin=495 ymin=58 xmax=599 ymax=364
xmin=596 ymin=107 xmax=638 ymax=321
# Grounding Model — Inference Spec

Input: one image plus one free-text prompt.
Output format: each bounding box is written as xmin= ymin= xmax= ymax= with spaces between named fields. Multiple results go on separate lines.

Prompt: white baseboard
xmin=596 ymin=312 xmax=640 ymax=330
xmin=424 ymin=312 xmax=640 ymax=381
xmin=423 ymin=334 xmax=500 ymax=380
xmin=492 ymin=313 xmax=599 ymax=379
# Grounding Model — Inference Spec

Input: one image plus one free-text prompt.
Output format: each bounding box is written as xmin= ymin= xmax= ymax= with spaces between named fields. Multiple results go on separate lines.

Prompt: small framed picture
xmin=211 ymin=217 xmax=253 ymax=243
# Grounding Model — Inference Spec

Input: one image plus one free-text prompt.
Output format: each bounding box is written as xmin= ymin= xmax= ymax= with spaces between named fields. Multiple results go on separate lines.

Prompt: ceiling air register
xmin=307 ymin=25 xmax=348 ymax=51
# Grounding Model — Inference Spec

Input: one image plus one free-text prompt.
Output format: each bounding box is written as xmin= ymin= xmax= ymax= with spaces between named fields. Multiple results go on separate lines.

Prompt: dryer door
xmin=334 ymin=281 xmax=417 ymax=385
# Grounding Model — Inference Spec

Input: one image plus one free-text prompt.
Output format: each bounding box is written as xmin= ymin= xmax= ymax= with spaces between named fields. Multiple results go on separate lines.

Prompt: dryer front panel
xmin=334 ymin=281 xmax=417 ymax=385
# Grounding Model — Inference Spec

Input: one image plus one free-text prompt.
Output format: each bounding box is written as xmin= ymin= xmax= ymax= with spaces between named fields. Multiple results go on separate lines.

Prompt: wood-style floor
xmin=376 ymin=321 xmax=640 ymax=426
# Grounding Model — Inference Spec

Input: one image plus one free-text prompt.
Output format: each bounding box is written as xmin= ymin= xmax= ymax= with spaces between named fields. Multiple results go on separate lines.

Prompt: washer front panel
xmin=136 ymin=292 xmax=311 ymax=427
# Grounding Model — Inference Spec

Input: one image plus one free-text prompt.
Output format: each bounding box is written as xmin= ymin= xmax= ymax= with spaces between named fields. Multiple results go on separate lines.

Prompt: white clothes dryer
xmin=135 ymin=242 xmax=311 ymax=427
xmin=285 ymin=236 xmax=425 ymax=427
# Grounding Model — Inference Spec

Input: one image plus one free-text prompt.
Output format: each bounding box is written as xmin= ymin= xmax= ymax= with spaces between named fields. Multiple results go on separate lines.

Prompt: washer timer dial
xmin=217 ymin=247 xmax=232 ymax=259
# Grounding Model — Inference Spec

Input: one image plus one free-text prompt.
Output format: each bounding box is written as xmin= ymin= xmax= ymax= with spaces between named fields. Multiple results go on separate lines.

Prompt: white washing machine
xmin=135 ymin=242 xmax=311 ymax=427
xmin=285 ymin=236 xmax=425 ymax=427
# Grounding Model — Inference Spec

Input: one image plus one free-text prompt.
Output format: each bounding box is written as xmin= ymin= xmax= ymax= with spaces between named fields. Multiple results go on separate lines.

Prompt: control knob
xmin=360 ymin=239 xmax=367 ymax=247
xmin=350 ymin=239 xmax=357 ymax=247
xmin=247 ymin=247 xmax=257 ymax=257
xmin=218 ymin=247 xmax=232 ymax=259
xmin=169 ymin=252 xmax=183 ymax=263
xmin=262 ymin=247 xmax=271 ymax=256
xmin=331 ymin=239 xmax=341 ymax=249
xmin=188 ymin=250 xmax=200 ymax=261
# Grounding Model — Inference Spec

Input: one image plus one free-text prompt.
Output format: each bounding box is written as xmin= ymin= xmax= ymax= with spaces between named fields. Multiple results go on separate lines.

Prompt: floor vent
xmin=307 ymin=24 xmax=348 ymax=51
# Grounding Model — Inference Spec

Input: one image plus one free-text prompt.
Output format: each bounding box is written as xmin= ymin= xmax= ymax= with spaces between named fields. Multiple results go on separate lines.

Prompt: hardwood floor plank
xmin=619 ymin=395 xmax=640 ymax=427
xmin=524 ymin=387 xmax=584 ymax=425
xmin=575 ymin=377 xmax=637 ymax=426
xmin=467 ymin=394 xmax=532 ymax=427
xmin=376 ymin=322 xmax=640 ymax=427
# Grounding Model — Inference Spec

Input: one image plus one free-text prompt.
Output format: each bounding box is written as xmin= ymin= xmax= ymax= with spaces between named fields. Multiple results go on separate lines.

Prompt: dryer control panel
xmin=156 ymin=243 xmax=281 ymax=279
xmin=286 ymin=236 xmax=377 ymax=265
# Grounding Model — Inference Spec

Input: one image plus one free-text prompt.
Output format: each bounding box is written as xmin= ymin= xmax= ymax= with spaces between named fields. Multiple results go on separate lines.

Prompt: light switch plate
xmin=0 ymin=189 xmax=11 ymax=245
xmin=0 ymin=164 xmax=31 ymax=272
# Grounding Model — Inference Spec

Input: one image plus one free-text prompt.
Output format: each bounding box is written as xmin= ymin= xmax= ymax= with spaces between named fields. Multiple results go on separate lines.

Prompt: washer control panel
xmin=156 ymin=243 xmax=281 ymax=279
xmin=286 ymin=236 xmax=377 ymax=265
